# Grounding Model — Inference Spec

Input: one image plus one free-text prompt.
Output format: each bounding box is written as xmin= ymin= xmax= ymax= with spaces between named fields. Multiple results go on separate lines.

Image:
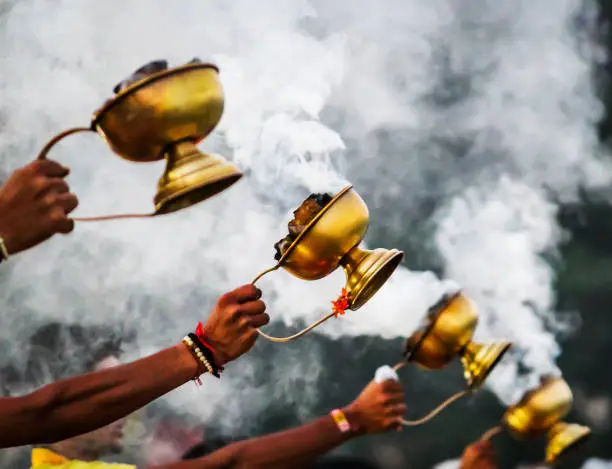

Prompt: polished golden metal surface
xmin=93 ymin=63 xmax=225 ymax=162
xmin=546 ymin=422 xmax=591 ymax=464
xmin=504 ymin=376 xmax=573 ymax=438
xmin=154 ymin=141 xmax=242 ymax=215
xmin=342 ymin=246 xmax=404 ymax=309
xmin=502 ymin=376 xmax=591 ymax=464
xmin=461 ymin=341 xmax=512 ymax=388
xmin=278 ymin=186 xmax=404 ymax=310
xmin=278 ymin=186 xmax=370 ymax=280
xmin=252 ymin=185 xmax=404 ymax=342
xmin=403 ymin=292 xmax=511 ymax=389
xmin=404 ymin=292 xmax=478 ymax=368
xmin=37 ymin=62 xmax=242 ymax=217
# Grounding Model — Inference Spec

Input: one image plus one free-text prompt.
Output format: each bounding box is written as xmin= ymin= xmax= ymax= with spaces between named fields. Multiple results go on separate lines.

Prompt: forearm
xmin=161 ymin=408 xmax=360 ymax=469
xmin=0 ymin=344 xmax=198 ymax=447
xmin=234 ymin=412 xmax=357 ymax=469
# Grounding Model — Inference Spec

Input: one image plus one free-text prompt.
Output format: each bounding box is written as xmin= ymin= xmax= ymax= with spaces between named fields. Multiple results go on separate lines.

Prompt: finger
xmin=393 ymin=416 xmax=406 ymax=428
xmin=462 ymin=448 xmax=475 ymax=459
xmin=54 ymin=215 xmax=75 ymax=234
xmin=56 ymin=193 xmax=79 ymax=215
xmin=383 ymin=395 xmax=405 ymax=406
xmin=380 ymin=380 xmax=402 ymax=393
xmin=479 ymin=441 xmax=494 ymax=450
xmin=479 ymin=448 xmax=496 ymax=458
xmin=386 ymin=417 xmax=404 ymax=430
xmin=239 ymin=299 xmax=266 ymax=316
xmin=248 ymin=312 xmax=270 ymax=328
xmin=242 ymin=330 xmax=258 ymax=350
xmin=220 ymin=284 xmax=261 ymax=306
xmin=386 ymin=404 xmax=407 ymax=416
xmin=471 ymin=441 xmax=493 ymax=452
xmin=42 ymin=178 xmax=70 ymax=195
xmin=34 ymin=159 xmax=70 ymax=177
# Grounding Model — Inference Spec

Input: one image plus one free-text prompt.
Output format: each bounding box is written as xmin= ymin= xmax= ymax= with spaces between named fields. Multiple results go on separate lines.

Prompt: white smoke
xmin=583 ymin=459 xmax=612 ymax=469
xmin=432 ymin=460 xmax=460 ymax=469
xmin=432 ymin=457 xmax=612 ymax=469
xmin=435 ymin=179 xmax=567 ymax=402
xmin=434 ymin=458 xmax=612 ymax=469
xmin=433 ymin=456 xmax=612 ymax=469
xmin=0 ymin=0 xmax=606 ymax=431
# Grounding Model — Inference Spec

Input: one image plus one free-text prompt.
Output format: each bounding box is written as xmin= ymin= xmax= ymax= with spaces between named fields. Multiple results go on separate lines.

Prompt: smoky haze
xmin=0 ymin=0 xmax=607 ymax=452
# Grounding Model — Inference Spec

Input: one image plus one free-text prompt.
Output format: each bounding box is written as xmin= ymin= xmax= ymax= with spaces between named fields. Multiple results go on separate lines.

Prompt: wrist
xmin=187 ymin=323 xmax=226 ymax=379
xmin=338 ymin=406 xmax=367 ymax=437
xmin=176 ymin=342 xmax=203 ymax=380
xmin=209 ymin=346 xmax=227 ymax=367
xmin=201 ymin=325 xmax=228 ymax=366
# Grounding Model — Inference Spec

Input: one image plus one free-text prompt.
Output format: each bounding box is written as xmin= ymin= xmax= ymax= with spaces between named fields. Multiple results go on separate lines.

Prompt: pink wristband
xmin=330 ymin=409 xmax=352 ymax=433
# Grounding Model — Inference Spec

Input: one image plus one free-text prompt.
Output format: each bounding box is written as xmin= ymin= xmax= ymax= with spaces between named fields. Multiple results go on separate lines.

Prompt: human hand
xmin=203 ymin=285 xmax=269 ymax=365
xmin=0 ymin=159 xmax=78 ymax=255
xmin=459 ymin=441 xmax=499 ymax=469
xmin=344 ymin=379 xmax=406 ymax=435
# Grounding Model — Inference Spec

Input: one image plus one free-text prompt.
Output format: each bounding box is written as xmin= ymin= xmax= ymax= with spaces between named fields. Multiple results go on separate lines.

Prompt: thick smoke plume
xmin=0 ymin=0 xmax=606 ymax=446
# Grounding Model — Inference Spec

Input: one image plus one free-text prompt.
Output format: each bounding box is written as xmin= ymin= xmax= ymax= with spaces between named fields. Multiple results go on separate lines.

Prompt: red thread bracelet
xmin=193 ymin=323 xmax=224 ymax=376
xmin=195 ymin=322 xmax=216 ymax=353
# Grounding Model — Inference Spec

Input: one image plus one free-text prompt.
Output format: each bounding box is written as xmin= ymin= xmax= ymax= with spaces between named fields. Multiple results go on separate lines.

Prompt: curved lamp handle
xmin=392 ymin=362 xmax=471 ymax=426
xmin=38 ymin=127 xmax=95 ymax=160
xmin=479 ymin=426 xmax=503 ymax=441
xmin=251 ymin=265 xmax=337 ymax=343
xmin=37 ymin=127 xmax=153 ymax=222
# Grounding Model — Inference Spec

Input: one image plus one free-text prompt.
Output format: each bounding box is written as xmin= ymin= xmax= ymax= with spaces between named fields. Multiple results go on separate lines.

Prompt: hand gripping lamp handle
xmin=37 ymin=127 xmax=154 ymax=222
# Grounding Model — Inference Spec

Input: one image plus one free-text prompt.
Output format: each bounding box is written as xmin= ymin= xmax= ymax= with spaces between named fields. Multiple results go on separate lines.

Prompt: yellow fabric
xmin=31 ymin=448 xmax=135 ymax=469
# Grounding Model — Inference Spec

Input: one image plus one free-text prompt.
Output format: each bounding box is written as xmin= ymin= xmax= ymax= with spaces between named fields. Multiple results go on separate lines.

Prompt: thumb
xmin=36 ymin=159 xmax=70 ymax=177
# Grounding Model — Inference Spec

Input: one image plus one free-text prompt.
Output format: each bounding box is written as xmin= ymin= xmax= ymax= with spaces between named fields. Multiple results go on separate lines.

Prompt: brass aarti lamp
xmin=479 ymin=376 xmax=591 ymax=465
xmin=392 ymin=291 xmax=512 ymax=426
xmin=252 ymin=185 xmax=404 ymax=343
xmin=36 ymin=59 xmax=242 ymax=221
